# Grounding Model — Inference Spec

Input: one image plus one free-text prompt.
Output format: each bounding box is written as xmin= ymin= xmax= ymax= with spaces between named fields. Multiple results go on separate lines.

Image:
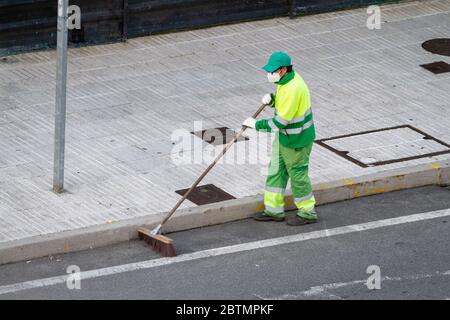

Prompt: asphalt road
xmin=0 ymin=185 xmax=449 ymax=300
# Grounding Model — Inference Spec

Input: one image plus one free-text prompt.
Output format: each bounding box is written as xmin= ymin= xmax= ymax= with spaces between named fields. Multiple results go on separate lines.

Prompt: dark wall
xmin=290 ymin=0 xmax=391 ymax=17
xmin=0 ymin=0 xmax=395 ymax=55
xmin=127 ymin=0 xmax=290 ymax=37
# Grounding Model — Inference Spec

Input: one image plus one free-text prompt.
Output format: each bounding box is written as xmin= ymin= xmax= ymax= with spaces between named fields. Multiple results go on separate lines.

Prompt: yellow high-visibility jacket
xmin=256 ymin=71 xmax=316 ymax=148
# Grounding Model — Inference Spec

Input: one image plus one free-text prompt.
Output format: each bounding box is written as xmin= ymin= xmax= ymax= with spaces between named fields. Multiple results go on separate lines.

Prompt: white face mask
xmin=267 ymin=72 xmax=281 ymax=83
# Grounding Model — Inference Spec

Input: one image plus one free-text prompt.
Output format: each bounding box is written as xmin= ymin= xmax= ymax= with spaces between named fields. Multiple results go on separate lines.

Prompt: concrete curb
xmin=1 ymin=159 xmax=449 ymax=265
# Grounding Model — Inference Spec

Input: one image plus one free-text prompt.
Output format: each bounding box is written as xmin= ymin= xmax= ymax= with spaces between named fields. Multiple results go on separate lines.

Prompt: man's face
xmin=274 ymin=66 xmax=287 ymax=78
xmin=278 ymin=67 xmax=287 ymax=78
xmin=267 ymin=66 xmax=288 ymax=83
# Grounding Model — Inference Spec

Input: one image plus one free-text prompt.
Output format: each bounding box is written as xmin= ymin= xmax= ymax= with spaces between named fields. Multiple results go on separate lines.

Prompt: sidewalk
xmin=0 ymin=0 xmax=449 ymax=257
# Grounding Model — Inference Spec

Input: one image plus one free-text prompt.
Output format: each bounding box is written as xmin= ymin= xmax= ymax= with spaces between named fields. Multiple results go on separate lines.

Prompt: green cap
xmin=262 ymin=52 xmax=292 ymax=73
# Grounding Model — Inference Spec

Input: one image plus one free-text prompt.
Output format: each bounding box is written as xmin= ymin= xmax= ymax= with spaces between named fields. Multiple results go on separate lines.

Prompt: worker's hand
xmin=242 ymin=117 xmax=256 ymax=129
xmin=262 ymin=93 xmax=274 ymax=106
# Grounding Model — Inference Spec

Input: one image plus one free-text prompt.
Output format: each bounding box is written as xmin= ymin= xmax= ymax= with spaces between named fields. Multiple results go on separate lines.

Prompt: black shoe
xmin=286 ymin=215 xmax=317 ymax=226
xmin=253 ymin=212 xmax=285 ymax=222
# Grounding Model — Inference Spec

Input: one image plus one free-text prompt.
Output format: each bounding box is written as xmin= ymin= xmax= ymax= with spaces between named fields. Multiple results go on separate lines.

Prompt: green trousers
xmin=264 ymin=139 xmax=317 ymax=219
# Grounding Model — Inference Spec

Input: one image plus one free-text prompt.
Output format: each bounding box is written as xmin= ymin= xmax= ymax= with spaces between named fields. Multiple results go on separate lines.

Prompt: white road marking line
xmin=262 ymin=270 xmax=450 ymax=300
xmin=0 ymin=208 xmax=449 ymax=296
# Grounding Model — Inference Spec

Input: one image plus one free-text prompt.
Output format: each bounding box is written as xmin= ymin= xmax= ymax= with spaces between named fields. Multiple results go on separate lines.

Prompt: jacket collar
xmin=276 ymin=70 xmax=295 ymax=85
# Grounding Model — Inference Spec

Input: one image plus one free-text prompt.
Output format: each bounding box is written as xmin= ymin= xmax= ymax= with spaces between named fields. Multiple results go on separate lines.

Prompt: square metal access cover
xmin=420 ymin=61 xmax=450 ymax=74
xmin=191 ymin=127 xmax=249 ymax=146
xmin=315 ymin=125 xmax=450 ymax=168
xmin=175 ymin=184 xmax=236 ymax=205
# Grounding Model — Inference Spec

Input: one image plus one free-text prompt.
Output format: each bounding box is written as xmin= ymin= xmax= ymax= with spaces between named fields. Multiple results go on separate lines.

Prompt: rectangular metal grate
xmin=420 ymin=61 xmax=450 ymax=74
xmin=191 ymin=127 xmax=249 ymax=146
xmin=316 ymin=125 xmax=450 ymax=168
xmin=175 ymin=184 xmax=236 ymax=205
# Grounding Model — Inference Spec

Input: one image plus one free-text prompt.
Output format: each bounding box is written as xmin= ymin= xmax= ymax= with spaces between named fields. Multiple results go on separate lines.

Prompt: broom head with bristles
xmin=138 ymin=227 xmax=176 ymax=257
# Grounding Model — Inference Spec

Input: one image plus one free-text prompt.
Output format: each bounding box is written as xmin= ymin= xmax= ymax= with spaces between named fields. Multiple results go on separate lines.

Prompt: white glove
xmin=262 ymin=93 xmax=274 ymax=106
xmin=242 ymin=117 xmax=256 ymax=129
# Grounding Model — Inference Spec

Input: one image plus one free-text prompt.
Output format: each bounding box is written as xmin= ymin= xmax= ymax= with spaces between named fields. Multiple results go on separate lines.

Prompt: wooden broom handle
xmin=161 ymin=103 xmax=268 ymax=226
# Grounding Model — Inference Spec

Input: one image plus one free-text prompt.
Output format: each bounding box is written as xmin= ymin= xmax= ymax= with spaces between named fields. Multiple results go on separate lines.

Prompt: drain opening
xmin=175 ymin=184 xmax=236 ymax=205
xmin=420 ymin=61 xmax=450 ymax=74
xmin=191 ymin=127 xmax=249 ymax=146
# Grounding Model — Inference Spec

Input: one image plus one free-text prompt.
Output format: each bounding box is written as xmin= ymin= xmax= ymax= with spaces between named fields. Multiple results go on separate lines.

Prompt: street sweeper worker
xmin=243 ymin=51 xmax=317 ymax=226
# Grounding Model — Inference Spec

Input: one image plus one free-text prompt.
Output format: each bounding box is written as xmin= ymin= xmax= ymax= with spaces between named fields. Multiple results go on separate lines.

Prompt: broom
xmin=138 ymin=103 xmax=268 ymax=257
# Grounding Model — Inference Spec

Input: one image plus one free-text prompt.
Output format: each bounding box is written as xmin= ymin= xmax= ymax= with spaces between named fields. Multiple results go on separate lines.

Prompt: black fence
xmin=0 ymin=0 xmax=395 ymax=55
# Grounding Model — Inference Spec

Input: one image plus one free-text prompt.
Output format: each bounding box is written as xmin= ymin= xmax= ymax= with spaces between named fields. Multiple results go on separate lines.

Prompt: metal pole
xmin=53 ymin=0 xmax=68 ymax=193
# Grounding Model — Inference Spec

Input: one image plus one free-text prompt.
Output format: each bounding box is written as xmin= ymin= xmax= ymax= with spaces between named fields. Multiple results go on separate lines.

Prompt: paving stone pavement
xmin=0 ymin=0 xmax=449 ymax=243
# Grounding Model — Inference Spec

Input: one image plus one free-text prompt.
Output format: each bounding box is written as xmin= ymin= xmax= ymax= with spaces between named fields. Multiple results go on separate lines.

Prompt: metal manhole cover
xmin=315 ymin=125 xmax=450 ymax=168
xmin=420 ymin=61 xmax=450 ymax=74
xmin=175 ymin=184 xmax=236 ymax=205
xmin=191 ymin=127 xmax=249 ymax=146
xmin=422 ymin=38 xmax=450 ymax=56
